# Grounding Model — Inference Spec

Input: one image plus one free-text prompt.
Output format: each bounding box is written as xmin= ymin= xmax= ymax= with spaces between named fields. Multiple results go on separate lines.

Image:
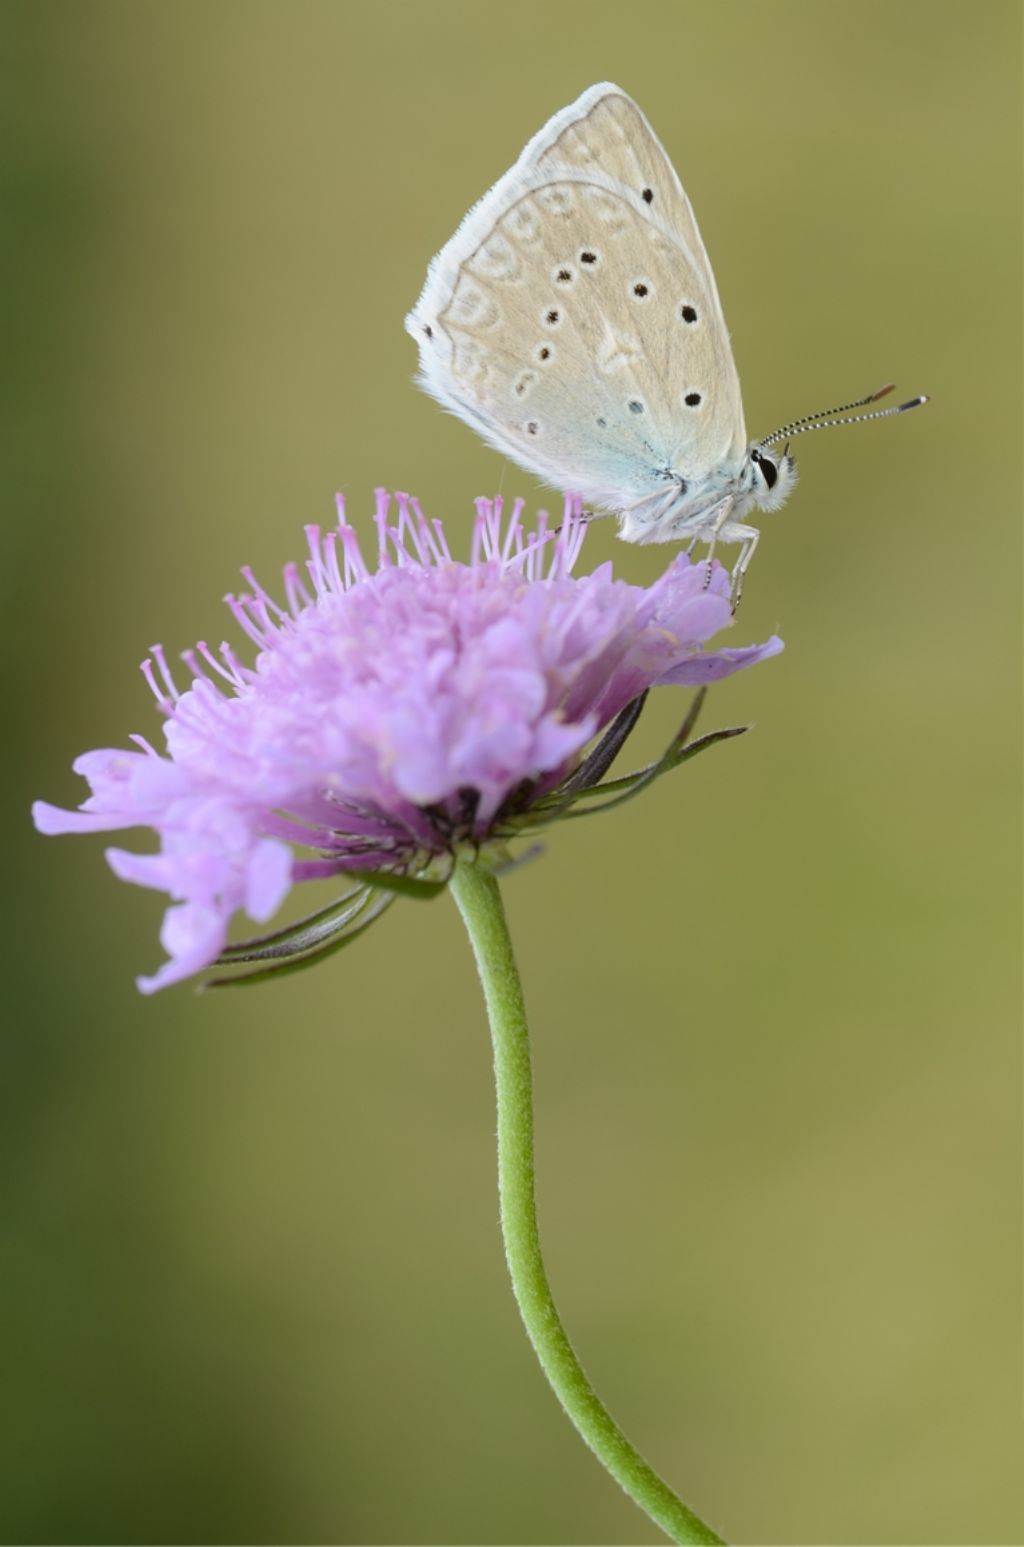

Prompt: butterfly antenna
xmin=759 ymin=384 xmax=928 ymax=448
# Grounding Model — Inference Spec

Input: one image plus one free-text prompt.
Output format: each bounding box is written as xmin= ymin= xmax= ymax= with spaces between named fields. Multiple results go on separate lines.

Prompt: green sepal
xmin=488 ymin=842 xmax=545 ymax=877
xmin=343 ymin=868 xmax=450 ymax=900
xmin=202 ymin=892 xmax=395 ymax=990
xmin=525 ymin=693 xmax=650 ymax=828
xmin=215 ymin=885 xmax=372 ymax=965
xmin=561 ymin=723 xmax=748 ymax=820
xmin=557 ymin=691 xmax=649 ymax=799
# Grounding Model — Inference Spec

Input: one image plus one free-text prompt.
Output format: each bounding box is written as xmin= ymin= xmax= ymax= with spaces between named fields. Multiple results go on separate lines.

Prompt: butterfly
xmin=406 ymin=82 xmax=926 ymax=604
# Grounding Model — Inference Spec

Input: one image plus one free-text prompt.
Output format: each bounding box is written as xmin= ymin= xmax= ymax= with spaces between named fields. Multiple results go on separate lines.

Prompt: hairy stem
xmin=449 ymin=855 xmax=724 ymax=1546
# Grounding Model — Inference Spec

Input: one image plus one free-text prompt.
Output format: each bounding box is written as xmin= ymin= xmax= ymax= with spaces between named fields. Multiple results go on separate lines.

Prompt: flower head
xmin=34 ymin=491 xmax=782 ymax=991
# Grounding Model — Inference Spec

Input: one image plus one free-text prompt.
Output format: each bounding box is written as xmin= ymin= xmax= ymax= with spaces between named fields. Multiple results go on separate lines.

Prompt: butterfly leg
xmin=551 ymin=507 xmax=601 ymax=538
xmin=727 ymin=524 xmax=761 ymax=612
xmin=699 ymin=498 xmax=736 ymax=590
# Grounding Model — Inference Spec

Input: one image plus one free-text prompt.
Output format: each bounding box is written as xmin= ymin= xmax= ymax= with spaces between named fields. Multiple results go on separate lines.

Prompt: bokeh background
xmin=4 ymin=1 xmax=1021 ymax=1542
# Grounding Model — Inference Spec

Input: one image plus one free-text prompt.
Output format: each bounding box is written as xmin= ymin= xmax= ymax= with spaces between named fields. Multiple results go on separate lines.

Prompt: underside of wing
xmin=526 ymin=84 xmax=723 ymax=306
xmin=406 ymin=85 xmax=746 ymax=504
xmin=409 ymin=172 xmax=742 ymax=503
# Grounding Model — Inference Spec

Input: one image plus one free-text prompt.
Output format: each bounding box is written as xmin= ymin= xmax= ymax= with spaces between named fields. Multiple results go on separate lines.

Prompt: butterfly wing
xmin=406 ymin=84 xmax=747 ymax=509
xmin=524 ymin=84 xmax=726 ymax=322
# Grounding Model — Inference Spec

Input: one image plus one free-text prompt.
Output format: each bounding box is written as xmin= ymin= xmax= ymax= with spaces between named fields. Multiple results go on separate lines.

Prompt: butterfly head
xmin=744 ymin=444 xmax=797 ymax=514
xmin=743 ymin=383 xmax=929 ymax=518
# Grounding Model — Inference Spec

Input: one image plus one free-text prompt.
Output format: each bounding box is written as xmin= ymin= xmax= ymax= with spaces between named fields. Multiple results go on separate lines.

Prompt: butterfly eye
xmin=751 ymin=448 xmax=779 ymax=491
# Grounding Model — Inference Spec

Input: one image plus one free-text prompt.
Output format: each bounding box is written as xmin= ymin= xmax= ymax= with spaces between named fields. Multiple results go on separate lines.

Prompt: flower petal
xmin=137 ymin=902 xmax=229 ymax=995
xmin=656 ymin=635 xmax=784 ymax=686
xmin=245 ymin=838 xmax=293 ymax=921
xmin=35 ymin=494 xmax=783 ymax=990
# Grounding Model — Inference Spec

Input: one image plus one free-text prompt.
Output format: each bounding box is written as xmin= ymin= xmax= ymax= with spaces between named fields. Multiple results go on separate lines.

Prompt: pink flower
xmin=34 ymin=491 xmax=782 ymax=992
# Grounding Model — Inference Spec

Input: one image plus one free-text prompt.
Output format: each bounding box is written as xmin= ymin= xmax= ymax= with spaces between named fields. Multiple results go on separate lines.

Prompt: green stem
xmin=449 ymin=855 xmax=724 ymax=1546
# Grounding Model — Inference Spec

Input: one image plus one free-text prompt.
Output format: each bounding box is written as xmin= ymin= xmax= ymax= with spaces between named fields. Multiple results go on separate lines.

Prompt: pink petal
xmin=656 ymin=635 xmax=784 ymax=686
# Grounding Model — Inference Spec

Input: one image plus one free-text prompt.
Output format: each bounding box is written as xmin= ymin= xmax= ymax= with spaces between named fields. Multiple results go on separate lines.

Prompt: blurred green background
xmin=4 ymin=1 xmax=1021 ymax=1542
